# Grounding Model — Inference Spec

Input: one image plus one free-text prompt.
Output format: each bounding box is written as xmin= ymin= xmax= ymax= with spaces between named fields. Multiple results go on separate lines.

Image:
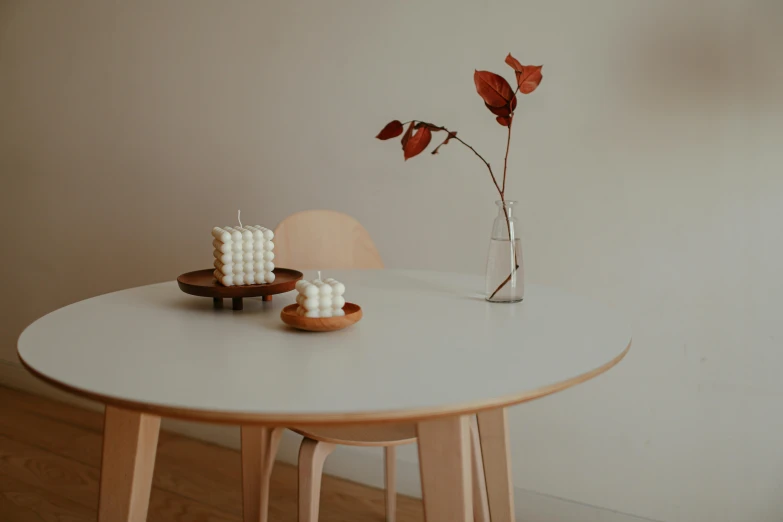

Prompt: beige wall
xmin=2 ymin=1 xmax=782 ymax=521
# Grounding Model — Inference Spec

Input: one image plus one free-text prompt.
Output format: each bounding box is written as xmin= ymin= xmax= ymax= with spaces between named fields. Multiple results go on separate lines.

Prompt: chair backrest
xmin=273 ymin=210 xmax=384 ymax=270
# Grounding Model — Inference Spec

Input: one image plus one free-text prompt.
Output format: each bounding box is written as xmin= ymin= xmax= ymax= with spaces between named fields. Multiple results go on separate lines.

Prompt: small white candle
xmin=294 ymin=273 xmax=347 ymax=317
xmin=211 ymin=213 xmax=275 ymax=287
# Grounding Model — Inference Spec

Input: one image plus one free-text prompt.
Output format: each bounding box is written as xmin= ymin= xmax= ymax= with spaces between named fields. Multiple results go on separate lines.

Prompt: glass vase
xmin=485 ymin=200 xmax=524 ymax=303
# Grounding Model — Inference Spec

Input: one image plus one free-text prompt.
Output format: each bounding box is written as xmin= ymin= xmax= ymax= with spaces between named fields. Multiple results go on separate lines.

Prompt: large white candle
xmin=212 ymin=218 xmax=275 ymax=286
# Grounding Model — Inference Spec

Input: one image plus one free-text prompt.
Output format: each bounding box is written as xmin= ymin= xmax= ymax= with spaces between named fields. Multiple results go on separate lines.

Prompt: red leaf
xmin=515 ymin=65 xmax=543 ymax=94
xmin=473 ymin=70 xmax=514 ymax=108
xmin=505 ymin=54 xmax=543 ymax=94
xmin=403 ymin=126 xmax=432 ymax=160
xmin=376 ymin=120 xmax=404 ymax=140
xmin=486 ymin=103 xmax=509 ymax=117
xmin=400 ymin=122 xmax=414 ymax=150
xmin=484 ymin=95 xmax=517 ymax=117
xmin=505 ymin=53 xmax=523 ymax=71
xmin=496 ymin=116 xmax=511 ymax=126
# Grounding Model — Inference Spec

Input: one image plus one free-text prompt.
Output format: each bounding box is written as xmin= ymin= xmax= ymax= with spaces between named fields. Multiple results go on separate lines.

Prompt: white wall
xmin=1 ymin=1 xmax=782 ymax=521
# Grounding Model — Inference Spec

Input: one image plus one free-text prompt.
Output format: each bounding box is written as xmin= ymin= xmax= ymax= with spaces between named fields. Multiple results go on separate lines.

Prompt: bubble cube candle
xmin=294 ymin=276 xmax=346 ymax=318
xmin=212 ymin=225 xmax=275 ymax=286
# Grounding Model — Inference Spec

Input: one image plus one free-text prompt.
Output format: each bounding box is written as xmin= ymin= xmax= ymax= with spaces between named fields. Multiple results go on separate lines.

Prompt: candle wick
xmin=237 ymin=209 xmax=243 ymax=228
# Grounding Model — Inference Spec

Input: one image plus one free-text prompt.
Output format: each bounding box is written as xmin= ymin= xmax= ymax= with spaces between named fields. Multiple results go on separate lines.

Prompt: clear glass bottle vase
xmin=485 ymin=200 xmax=524 ymax=302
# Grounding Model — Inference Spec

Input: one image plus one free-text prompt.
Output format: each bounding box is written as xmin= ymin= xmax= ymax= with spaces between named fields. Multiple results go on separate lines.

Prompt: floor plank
xmin=0 ymin=386 xmax=105 ymax=433
xmin=0 ymin=475 xmax=94 ymax=522
xmin=0 ymin=386 xmax=424 ymax=522
xmin=0 ymin=434 xmax=237 ymax=522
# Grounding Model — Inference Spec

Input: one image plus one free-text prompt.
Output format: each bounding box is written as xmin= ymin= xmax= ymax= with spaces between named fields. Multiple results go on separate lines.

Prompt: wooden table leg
xmin=262 ymin=295 xmax=272 ymax=302
xmin=98 ymin=406 xmax=160 ymax=522
xmin=470 ymin=416 xmax=491 ymax=522
xmin=417 ymin=415 xmax=472 ymax=522
xmin=241 ymin=426 xmax=284 ymax=522
xmin=476 ymin=408 xmax=515 ymax=522
xmin=233 ymin=297 xmax=244 ymax=310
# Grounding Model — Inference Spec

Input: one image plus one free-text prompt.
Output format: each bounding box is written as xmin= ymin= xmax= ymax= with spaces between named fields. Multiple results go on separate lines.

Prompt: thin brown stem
xmin=487 ymin=112 xmax=518 ymax=299
xmin=453 ymin=134 xmax=503 ymax=196
xmin=501 ymin=120 xmax=513 ymax=196
xmin=488 ymin=262 xmax=519 ymax=300
xmin=408 ymin=120 xmax=503 ymax=196
xmin=501 ymin=86 xmax=520 ymax=194
xmin=490 ymin=89 xmax=522 ymax=299
xmin=492 ymin=127 xmax=518 ymax=297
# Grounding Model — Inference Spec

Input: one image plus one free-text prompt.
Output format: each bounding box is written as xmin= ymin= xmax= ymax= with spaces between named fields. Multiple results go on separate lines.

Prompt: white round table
xmin=18 ymin=269 xmax=631 ymax=522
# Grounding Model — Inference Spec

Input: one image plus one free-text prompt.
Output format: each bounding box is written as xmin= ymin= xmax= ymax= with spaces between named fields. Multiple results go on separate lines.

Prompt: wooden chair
xmin=291 ymin=420 xmax=490 ymax=522
xmin=274 ymin=209 xmax=384 ymax=270
xmin=267 ymin=210 xmax=489 ymax=522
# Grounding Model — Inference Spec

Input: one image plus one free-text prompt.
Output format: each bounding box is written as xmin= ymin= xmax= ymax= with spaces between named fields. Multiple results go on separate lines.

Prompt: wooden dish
xmin=280 ymin=303 xmax=362 ymax=332
xmin=177 ymin=268 xmax=303 ymax=310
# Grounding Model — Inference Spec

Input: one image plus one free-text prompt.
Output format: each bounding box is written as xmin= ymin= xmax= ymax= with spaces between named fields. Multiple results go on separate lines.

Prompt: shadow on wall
xmin=618 ymin=0 xmax=783 ymax=108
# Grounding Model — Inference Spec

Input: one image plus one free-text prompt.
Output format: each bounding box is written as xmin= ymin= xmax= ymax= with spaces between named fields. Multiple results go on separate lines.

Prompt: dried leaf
xmin=400 ymin=122 xmax=415 ymax=150
xmin=486 ymin=103 xmax=509 ymax=117
xmin=496 ymin=116 xmax=511 ymax=126
xmin=505 ymin=53 xmax=523 ymax=71
xmin=473 ymin=70 xmax=514 ymax=108
xmin=515 ymin=65 xmax=543 ymax=94
xmin=403 ymin=126 xmax=432 ymax=160
xmin=431 ymin=131 xmax=457 ymax=155
xmin=505 ymin=54 xmax=543 ymax=94
xmin=484 ymin=95 xmax=517 ymax=117
xmin=376 ymin=120 xmax=404 ymax=140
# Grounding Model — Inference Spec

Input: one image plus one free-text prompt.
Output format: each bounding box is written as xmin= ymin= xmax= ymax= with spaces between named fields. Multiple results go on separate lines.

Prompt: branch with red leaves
xmin=377 ymin=120 xmax=503 ymax=195
xmin=375 ymin=53 xmax=543 ymax=299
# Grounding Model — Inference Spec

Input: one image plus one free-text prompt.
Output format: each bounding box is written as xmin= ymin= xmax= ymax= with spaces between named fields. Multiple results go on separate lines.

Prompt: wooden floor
xmin=0 ymin=386 xmax=424 ymax=522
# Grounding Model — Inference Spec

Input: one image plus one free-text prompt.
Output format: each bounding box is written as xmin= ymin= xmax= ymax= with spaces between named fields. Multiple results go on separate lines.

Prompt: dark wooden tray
xmin=177 ymin=268 xmax=303 ymax=310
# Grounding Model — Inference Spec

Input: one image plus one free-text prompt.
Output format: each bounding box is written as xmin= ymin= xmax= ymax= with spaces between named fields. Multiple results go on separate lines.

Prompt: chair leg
xmin=298 ymin=438 xmax=336 ymax=522
xmin=470 ymin=416 xmax=491 ymax=522
xmin=384 ymin=446 xmax=397 ymax=522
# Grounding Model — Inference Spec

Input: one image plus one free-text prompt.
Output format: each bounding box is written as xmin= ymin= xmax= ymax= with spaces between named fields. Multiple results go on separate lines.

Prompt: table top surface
xmin=18 ymin=270 xmax=631 ymax=425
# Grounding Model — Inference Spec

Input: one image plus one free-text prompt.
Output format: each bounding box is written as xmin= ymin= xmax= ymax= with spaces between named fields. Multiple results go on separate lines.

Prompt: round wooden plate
xmin=280 ymin=303 xmax=362 ymax=332
xmin=177 ymin=268 xmax=303 ymax=310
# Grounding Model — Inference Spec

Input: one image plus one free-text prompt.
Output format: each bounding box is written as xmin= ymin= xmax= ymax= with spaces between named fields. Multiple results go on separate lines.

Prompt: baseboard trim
xmin=0 ymin=360 xmax=658 ymax=522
